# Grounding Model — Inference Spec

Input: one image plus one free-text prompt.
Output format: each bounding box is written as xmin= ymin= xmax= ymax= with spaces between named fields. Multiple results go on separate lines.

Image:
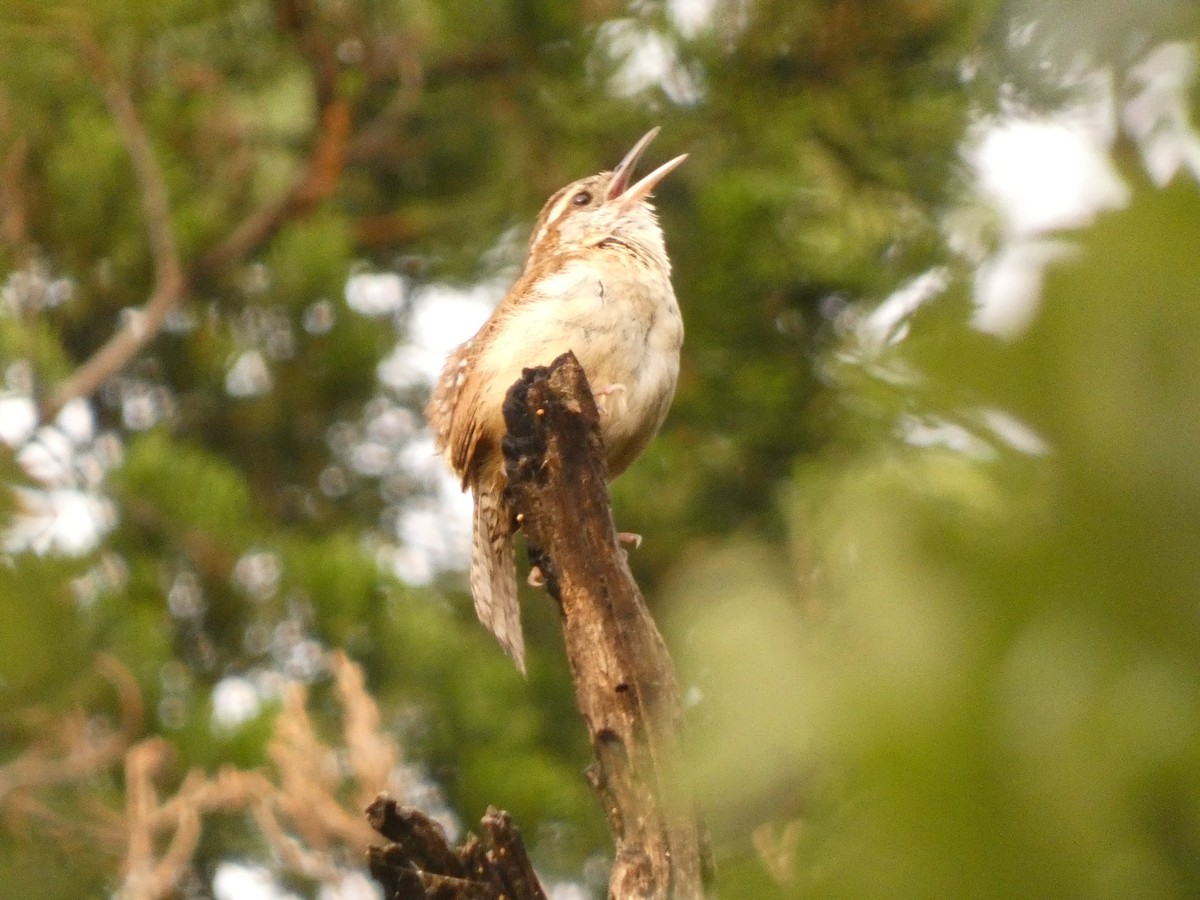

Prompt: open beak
xmin=606 ymin=127 xmax=687 ymax=210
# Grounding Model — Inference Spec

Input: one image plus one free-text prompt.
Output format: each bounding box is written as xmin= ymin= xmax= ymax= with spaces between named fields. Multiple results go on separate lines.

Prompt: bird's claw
xmin=594 ymin=383 xmax=628 ymax=417
xmin=617 ymin=531 xmax=643 ymax=550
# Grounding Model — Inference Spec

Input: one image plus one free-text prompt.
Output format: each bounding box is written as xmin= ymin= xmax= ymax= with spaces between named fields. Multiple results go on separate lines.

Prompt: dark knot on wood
xmin=501 ymin=351 xmax=604 ymax=483
xmin=500 ymin=351 xmax=608 ymax=601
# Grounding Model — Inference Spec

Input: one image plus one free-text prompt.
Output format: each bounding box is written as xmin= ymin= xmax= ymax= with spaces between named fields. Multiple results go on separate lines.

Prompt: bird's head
xmin=523 ymin=127 xmax=686 ymax=268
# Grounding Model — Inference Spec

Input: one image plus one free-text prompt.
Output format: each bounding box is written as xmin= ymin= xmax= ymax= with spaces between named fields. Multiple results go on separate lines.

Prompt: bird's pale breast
xmin=474 ymin=253 xmax=681 ymax=475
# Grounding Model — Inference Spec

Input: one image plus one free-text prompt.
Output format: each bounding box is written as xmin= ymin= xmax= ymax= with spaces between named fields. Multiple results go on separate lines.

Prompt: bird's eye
xmin=572 ymin=190 xmax=592 ymax=206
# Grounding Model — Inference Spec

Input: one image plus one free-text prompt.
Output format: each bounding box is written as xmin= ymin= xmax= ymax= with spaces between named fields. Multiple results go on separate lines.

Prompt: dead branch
xmin=115 ymin=650 xmax=404 ymax=899
xmin=0 ymin=648 xmax=406 ymax=899
xmin=0 ymin=654 xmax=142 ymax=806
xmin=497 ymin=351 xmax=708 ymax=899
xmin=333 ymin=651 xmax=400 ymax=805
xmin=365 ymin=354 xmax=709 ymax=897
xmin=365 ymin=797 xmax=548 ymax=900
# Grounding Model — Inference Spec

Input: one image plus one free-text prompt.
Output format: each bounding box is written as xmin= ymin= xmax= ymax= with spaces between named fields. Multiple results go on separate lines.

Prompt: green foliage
xmin=117 ymin=431 xmax=257 ymax=539
xmin=0 ymin=315 xmax=73 ymax=382
xmin=266 ymin=214 xmax=355 ymax=309
xmin=671 ymin=174 xmax=1200 ymax=898
xmin=0 ymin=555 xmax=87 ymax=699
xmin=280 ymin=533 xmax=378 ymax=642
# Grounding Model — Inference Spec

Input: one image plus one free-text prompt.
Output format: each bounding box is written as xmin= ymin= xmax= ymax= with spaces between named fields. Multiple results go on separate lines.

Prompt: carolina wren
xmin=426 ymin=128 xmax=686 ymax=673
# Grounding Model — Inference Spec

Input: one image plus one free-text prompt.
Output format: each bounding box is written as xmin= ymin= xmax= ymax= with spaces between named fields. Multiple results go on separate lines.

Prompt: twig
xmin=332 ymin=651 xmax=400 ymax=806
xmin=0 ymin=134 xmax=31 ymax=261
xmin=0 ymin=647 xmax=402 ymax=898
xmin=42 ymin=11 xmax=353 ymax=422
xmin=40 ymin=35 xmax=187 ymax=423
xmin=192 ymin=99 xmax=351 ymax=278
xmin=0 ymin=654 xmax=143 ymax=804
xmin=116 ymin=651 xmax=400 ymax=898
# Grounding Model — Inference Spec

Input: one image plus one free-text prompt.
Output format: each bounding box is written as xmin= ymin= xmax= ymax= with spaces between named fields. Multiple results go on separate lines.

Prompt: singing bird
xmin=426 ymin=128 xmax=686 ymax=672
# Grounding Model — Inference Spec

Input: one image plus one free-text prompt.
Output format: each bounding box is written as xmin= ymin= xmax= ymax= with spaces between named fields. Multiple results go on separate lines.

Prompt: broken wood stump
xmin=366 ymin=796 xmax=546 ymax=900
xmin=502 ymin=352 xmax=706 ymax=899
xmin=367 ymin=352 xmax=708 ymax=900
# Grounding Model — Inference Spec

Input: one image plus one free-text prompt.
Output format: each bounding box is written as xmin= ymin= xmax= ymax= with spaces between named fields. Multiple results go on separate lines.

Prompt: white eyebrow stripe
xmin=529 ymin=190 xmax=575 ymax=251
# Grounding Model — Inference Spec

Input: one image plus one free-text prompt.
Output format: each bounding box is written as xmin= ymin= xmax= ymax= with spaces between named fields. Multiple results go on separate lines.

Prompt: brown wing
xmin=425 ymin=289 xmax=519 ymax=488
xmin=425 ymin=332 xmax=487 ymax=488
xmin=426 ymin=249 xmax=578 ymax=487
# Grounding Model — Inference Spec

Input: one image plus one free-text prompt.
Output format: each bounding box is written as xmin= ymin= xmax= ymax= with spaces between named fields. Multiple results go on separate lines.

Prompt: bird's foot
xmin=593 ymin=383 xmax=628 ymax=417
xmin=617 ymin=531 xmax=643 ymax=550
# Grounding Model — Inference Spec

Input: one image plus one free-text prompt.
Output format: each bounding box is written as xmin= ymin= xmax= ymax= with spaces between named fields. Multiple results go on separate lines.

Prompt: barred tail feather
xmin=470 ymin=487 xmax=525 ymax=674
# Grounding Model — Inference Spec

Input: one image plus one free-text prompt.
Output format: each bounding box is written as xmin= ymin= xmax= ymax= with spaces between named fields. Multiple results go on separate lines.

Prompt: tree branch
xmin=364 ymin=352 xmax=709 ymax=898
xmin=498 ymin=352 xmax=708 ymax=899
xmin=42 ymin=9 xmax=353 ymax=423
xmin=192 ymin=98 xmax=351 ymax=278
xmin=40 ymin=35 xmax=188 ymax=423
xmin=190 ymin=0 xmax=350 ymax=278
xmin=0 ymin=134 xmax=32 ymax=262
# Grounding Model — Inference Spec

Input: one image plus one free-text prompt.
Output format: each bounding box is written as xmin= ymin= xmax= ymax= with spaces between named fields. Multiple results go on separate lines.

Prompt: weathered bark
xmin=366 ymin=797 xmax=547 ymax=900
xmin=366 ymin=351 xmax=708 ymax=900
xmin=501 ymin=352 xmax=707 ymax=900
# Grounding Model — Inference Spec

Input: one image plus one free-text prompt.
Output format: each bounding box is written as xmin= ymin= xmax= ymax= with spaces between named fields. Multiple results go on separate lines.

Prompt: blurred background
xmin=2 ymin=0 xmax=1199 ymax=897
